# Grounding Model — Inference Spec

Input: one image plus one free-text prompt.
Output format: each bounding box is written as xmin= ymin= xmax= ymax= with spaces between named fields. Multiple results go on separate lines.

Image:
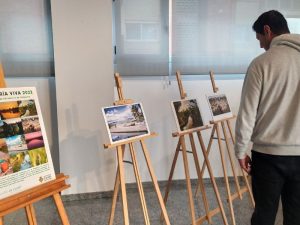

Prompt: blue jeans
xmin=251 ymin=151 xmax=300 ymax=225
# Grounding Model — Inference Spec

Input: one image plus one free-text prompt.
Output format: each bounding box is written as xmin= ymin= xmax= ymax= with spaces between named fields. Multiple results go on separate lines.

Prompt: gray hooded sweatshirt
xmin=235 ymin=33 xmax=300 ymax=159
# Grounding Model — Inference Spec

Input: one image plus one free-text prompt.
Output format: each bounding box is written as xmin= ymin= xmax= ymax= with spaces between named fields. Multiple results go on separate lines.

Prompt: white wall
xmin=118 ymin=76 xmax=244 ymax=183
xmin=51 ymin=0 xmax=246 ymax=195
xmin=51 ymin=0 xmax=115 ymax=194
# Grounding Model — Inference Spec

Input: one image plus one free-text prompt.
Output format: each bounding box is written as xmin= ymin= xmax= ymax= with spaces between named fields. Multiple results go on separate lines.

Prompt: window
xmin=114 ymin=0 xmax=300 ymax=76
xmin=114 ymin=0 xmax=169 ymax=76
xmin=0 ymin=0 xmax=54 ymax=77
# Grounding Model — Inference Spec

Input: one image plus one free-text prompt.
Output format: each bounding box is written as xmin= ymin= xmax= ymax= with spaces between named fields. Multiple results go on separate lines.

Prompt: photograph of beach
xmin=102 ymin=103 xmax=150 ymax=143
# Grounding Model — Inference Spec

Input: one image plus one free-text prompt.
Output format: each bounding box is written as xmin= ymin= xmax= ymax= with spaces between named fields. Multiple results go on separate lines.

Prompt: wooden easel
xmin=162 ymin=71 xmax=229 ymax=225
xmin=106 ymin=73 xmax=170 ymax=225
xmin=0 ymin=63 xmax=71 ymax=225
xmin=197 ymin=71 xmax=255 ymax=225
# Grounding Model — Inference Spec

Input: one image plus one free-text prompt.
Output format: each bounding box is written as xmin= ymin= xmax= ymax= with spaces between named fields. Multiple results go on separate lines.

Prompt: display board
xmin=102 ymin=102 xmax=150 ymax=144
xmin=171 ymin=99 xmax=204 ymax=132
xmin=0 ymin=87 xmax=55 ymax=199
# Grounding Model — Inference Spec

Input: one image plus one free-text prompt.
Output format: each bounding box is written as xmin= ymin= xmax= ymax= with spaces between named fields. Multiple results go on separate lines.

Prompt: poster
xmin=171 ymin=99 xmax=204 ymax=132
xmin=0 ymin=87 xmax=55 ymax=199
xmin=207 ymin=93 xmax=233 ymax=121
xmin=102 ymin=103 xmax=150 ymax=144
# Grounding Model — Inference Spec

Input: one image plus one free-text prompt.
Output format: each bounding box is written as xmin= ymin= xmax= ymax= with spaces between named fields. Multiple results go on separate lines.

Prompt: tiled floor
xmin=3 ymin=180 xmax=283 ymax=225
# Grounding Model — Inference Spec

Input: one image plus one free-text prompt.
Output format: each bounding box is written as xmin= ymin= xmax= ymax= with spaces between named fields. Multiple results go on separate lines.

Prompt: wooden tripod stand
xmin=106 ymin=73 xmax=170 ymax=225
xmin=196 ymin=71 xmax=255 ymax=225
xmin=0 ymin=64 xmax=71 ymax=225
xmin=162 ymin=71 xmax=229 ymax=225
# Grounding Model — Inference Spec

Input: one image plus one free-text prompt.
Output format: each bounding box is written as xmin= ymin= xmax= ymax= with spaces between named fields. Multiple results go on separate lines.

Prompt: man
xmin=235 ymin=10 xmax=300 ymax=225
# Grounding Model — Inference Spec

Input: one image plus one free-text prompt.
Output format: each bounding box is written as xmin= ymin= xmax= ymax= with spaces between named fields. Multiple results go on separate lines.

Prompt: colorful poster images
xmin=25 ymin=131 xmax=44 ymax=150
xmin=0 ymin=87 xmax=55 ymax=200
xmin=102 ymin=103 xmax=150 ymax=144
xmin=6 ymin=135 xmax=27 ymax=152
xmin=0 ymin=118 xmax=24 ymax=138
xmin=171 ymin=99 xmax=204 ymax=132
xmin=0 ymin=101 xmax=21 ymax=120
xmin=207 ymin=93 xmax=233 ymax=121
xmin=19 ymin=100 xmax=37 ymax=118
xmin=22 ymin=116 xmax=41 ymax=134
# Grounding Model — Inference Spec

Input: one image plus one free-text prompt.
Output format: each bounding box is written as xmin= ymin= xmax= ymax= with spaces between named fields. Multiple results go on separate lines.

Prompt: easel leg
xmin=108 ymin=145 xmax=125 ymax=225
xmin=197 ymin=131 xmax=229 ymax=225
xmin=163 ymin=140 xmax=180 ymax=203
xmin=178 ymin=136 xmax=196 ymax=225
xmin=108 ymin=171 xmax=120 ymax=225
xmin=140 ymin=140 xmax=171 ymax=225
xmin=117 ymin=146 xmax=130 ymax=225
xmin=25 ymin=204 xmax=37 ymax=225
xmin=241 ymin=170 xmax=255 ymax=207
xmin=129 ymin=143 xmax=150 ymax=225
xmin=189 ymin=134 xmax=211 ymax=224
xmin=216 ymin=124 xmax=236 ymax=225
xmin=226 ymin=122 xmax=255 ymax=207
xmin=195 ymin=126 xmax=216 ymax=198
xmin=200 ymin=125 xmax=216 ymax=178
xmin=53 ymin=193 xmax=70 ymax=225
xmin=221 ymin=121 xmax=242 ymax=200
xmin=161 ymin=140 xmax=180 ymax=220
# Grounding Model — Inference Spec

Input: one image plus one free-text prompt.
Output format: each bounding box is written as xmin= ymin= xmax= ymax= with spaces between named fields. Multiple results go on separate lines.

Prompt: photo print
xmin=171 ymin=99 xmax=204 ymax=132
xmin=102 ymin=103 xmax=150 ymax=144
xmin=207 ymin=93 xmax=233 ymax=121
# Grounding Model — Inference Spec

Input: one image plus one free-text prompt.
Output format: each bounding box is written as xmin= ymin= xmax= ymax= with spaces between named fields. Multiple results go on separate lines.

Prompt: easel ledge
xmin=0 ymin=173 xmax=70 ymax=217
xmin=104 ymin=132 xmax=157 ymax=149
xmin=209 ymin=115 xmax=236 ymax=124
xmin=172 ymin=125 xmax=211 ymax=137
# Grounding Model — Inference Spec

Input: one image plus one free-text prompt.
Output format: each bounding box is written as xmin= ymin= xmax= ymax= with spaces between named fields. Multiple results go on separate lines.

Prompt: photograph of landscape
xmin=102 ymin=103 xmax=149 ymax=143
xmin=6 ymin=135 xmax=27 ymax=152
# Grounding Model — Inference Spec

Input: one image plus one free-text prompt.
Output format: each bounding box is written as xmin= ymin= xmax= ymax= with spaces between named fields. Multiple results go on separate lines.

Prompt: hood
xmin=270 ymin=33 xmax=300 ymax=52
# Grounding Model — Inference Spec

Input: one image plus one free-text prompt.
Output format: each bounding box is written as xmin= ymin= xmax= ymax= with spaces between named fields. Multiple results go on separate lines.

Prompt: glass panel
xmin=0 ymin=0 xmax=54 ymax=77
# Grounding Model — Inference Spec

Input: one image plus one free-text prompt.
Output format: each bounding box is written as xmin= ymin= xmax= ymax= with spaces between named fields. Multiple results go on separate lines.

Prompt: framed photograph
xmin=171 ymin=99 xmax=204 ymax=132
xmin=206 ymin=93 xmax=233 ymax=121
xmin=102 ymin=103 xmax=150 ymax=144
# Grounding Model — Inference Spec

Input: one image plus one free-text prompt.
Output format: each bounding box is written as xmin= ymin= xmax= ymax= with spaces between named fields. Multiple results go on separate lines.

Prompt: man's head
xmin=253 ymin=10 xmax=290 ymax=50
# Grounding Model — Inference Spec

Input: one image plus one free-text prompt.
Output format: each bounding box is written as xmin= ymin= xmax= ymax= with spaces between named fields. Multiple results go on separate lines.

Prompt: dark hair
xmin=252 ymin=10 xmax=290 ymax=35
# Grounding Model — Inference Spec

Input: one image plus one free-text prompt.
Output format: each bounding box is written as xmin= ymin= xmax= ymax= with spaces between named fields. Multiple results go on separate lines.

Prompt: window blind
xmin=114 ymin=0 xmax=169 ymax=76
xmin=0 ymin=0 xmax=54 ymax=77
xmin=115 ymin=0 xmax=300 ymax=76
xmin=172 ymin=0 xmax=300 ymax=75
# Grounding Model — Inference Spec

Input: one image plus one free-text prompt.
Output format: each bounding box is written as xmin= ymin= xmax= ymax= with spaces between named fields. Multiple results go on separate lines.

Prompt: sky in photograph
xmin=104 ymin=104 xmax=136 ymax=124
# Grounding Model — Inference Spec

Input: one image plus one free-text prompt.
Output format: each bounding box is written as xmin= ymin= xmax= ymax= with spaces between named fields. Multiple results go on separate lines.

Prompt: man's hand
xmin=238 ymin=155 xmax=252 ymax=174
